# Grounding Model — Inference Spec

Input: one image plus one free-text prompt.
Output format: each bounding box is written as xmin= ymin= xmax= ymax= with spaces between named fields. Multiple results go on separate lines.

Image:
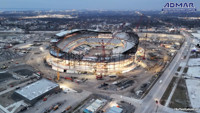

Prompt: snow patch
xmin=186 ymin=79 xmax=200 ymax=112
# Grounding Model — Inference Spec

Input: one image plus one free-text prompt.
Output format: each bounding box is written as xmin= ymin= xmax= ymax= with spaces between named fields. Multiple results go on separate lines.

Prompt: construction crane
xmin=134 ymin=11 xmax=152 ymax=61
xmin=54 ymin=30 xmax=76 ymax=81
xmin=96 ymin=17 xmax=147 ymax=78
xmin=95 ymin=23 xmax=126 ymax=79
xmin=136 ymin=15 xmax=144 ymax=31
xmin=143 ymin=16 xmax=151 ymax=60
xmin=55 ymin=14 xmax=147 ymax=80
xmin=56 ymin=48 xmax=60 ymax=81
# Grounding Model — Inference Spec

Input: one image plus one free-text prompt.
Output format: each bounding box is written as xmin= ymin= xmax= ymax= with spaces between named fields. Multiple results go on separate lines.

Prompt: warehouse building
xmin=14 ymin=78 xmax=59 ymax=105
xmin=83 ymin=99 xmax=107 ymax=113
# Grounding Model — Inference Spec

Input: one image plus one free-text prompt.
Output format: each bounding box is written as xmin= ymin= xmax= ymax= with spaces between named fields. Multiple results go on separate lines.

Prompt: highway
xmin=135 ymin=31 xmax=192 ymax=113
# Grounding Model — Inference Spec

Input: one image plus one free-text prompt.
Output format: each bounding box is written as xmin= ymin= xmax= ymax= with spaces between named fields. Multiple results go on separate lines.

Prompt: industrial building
xmin=14 ymin=79 xmax=59 ymax=104
xmin=83 ymin=99 xmax=107 ymax=113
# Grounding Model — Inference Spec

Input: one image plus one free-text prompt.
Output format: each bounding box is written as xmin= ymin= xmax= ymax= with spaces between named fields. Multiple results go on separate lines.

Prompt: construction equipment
xmin=65 ymin=106 xmax=71 ymax=111
xmin=136 ymin=15 xmax=144 ymax=31
xmin=53 ymin=105 xmax=59 ymax=111
xmin=96 ymin=75 xmax=103 ymax=80
xmin=94 ymin=23 xmax=126 ymax=79
xmin=64 ymin=77 xmax=73 ymax=81
xmin=56 ymin=48 xmax=60 ymax=81
xmin=135 ymin=11 xmax=152 ymax=61
xmin=54 ymin=29 xmax=77 ymax=81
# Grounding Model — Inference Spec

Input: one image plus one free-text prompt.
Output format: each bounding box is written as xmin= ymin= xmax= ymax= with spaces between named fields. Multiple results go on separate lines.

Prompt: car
xmin=16 ymin=87 xmax=20 ymax=89
xmin=20 ymin=107 xmax=27 ymax=112
xmin=61 ymin=111 xmax=66 ymax=113
xmin=0 ymin=65 xmax=8 ymax=69
xmin=65 ymin=106 xmax=71 ymax=111
xmin=53 ymin=105 xmax=59 ymax=111
xmin=159 ymin=80 xmax=162 ymax=83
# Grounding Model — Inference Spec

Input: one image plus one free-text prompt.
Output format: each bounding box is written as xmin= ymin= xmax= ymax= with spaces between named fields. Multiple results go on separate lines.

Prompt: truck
xmin=53 ymin=105 xmax=59 ymax=111
xmin=96 ymin=75 xmax=102 ymax=80
xmin=65 ymin=106 xmax=71 ymax=111
xmin=64 ymin=77 xmax=73 ymax=81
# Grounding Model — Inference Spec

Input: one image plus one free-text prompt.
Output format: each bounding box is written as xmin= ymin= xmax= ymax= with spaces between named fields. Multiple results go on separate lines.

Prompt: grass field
xmin=160 ymin=77 xmax=177 ymax=105
xmin=169 ymin=78 xmax=191 ymax=109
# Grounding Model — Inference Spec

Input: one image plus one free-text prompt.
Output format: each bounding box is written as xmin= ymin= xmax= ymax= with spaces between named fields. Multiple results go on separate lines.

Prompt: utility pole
xmin=155 ymin=99 xmax=159 ymax=113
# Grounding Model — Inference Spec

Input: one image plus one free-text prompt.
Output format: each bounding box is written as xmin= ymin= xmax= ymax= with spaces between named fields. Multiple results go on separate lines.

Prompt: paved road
xmin=135 ymin=31 xmax=192 ymax=113
xmin=111 ymin=94 xmax=141 ymax=106
xmin=164 ymin=43 xmax=191 ymax=107
xmin=0 ymin=80 xmax=32 ymax=95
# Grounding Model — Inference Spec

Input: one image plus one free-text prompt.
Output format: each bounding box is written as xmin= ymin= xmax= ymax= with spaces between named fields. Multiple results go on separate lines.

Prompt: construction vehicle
xmin=65 ymin=106 xmax=71 ymax=111
xmin=96 ymin=75 xmax=103 ymax=80
xmin=64 ymin=77 xmax=73 ymax=81
xmin=53 ymin=105 xmax=59 ymax=111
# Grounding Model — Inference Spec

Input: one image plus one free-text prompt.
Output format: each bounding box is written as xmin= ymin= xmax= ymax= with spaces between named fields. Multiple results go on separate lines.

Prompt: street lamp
xmin=155 ymin=99 xmax=159 ymax=113
xmin=155 ymin=100 xmax=158 ymax=104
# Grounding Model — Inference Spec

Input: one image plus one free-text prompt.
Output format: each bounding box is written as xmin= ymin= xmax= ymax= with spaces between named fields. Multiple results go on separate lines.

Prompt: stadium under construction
xmin=46 ymin=29 xmax=139 ymax=76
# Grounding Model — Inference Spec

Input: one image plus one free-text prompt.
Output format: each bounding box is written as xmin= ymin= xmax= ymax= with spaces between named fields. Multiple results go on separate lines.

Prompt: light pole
xmin=155 ymin=99 xmax=159 ymax=113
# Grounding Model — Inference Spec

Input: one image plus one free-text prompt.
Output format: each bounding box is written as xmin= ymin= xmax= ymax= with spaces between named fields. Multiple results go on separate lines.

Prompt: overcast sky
xmin=0 ymin=0 xmax=199 ymax=11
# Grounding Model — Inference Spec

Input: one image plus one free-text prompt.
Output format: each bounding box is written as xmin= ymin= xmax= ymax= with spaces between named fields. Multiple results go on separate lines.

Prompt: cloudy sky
xmin=0 ymin=0 xmax=199 ymax=11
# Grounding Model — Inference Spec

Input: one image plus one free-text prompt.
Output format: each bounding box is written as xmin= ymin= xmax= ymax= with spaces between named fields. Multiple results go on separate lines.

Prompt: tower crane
xmin=135 ymin=11 xmax=151 ymax=61
xmin=95 ymin=23 xmax=126 ymax=79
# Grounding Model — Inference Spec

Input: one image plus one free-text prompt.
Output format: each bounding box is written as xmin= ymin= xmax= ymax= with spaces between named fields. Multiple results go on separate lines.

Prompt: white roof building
xmin=85 ymin=99 xmax=106 ymax=113
xmin=15 ymin=79 xmax=59 ymax=103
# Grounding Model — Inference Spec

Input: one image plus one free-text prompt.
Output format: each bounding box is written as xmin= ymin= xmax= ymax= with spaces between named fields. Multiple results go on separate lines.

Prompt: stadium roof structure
xmin=15 ymin=79 xmax=59 ymax=101
xmin=56 ymin=29 xmax=100 ymax=37
xmin=56 ymin=29 xmax=81 ymax=37
xmin=50 ymin=29 xmax=139 ymax=62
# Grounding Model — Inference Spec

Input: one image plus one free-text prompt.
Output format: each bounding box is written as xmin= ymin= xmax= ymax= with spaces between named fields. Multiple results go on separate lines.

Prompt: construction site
xmin=0 ymin=9 xmax=192 ymax=113
xmin=46 ymin=29 xmax=139 ymax=79
xmin=37 ymin=28 xmax=184 ymax=101
xmin=0 ymin=27 xmax=185 ymax=113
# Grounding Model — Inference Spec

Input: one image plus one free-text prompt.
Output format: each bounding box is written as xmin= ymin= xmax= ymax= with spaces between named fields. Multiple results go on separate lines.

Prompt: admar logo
xmin=162 ymin=2 xmax=197 ymax=12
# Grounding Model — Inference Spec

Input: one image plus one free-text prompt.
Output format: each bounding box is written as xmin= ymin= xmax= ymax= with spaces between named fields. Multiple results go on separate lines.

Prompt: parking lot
xmin=98 ymin=79 xmax=134 ymax=91
xmin=0 ymin=72 xmax=13 ymax=83
xmin=23 ymin=90 xmax=91 ymax=113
